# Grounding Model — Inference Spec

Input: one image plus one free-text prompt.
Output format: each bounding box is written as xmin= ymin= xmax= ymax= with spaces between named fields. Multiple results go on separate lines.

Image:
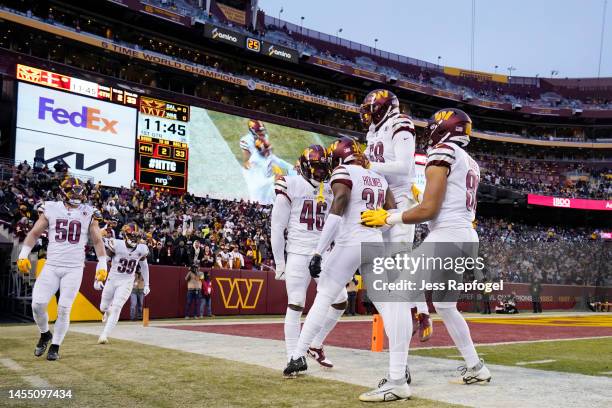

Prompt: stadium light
xmin=551 ymin=70 xmax=559 ymax=78
xmin=278 ymin=7 xmax=283 ymax=21
xmin=437 ymin=56 xmax=442 ymax=68
xmin=507 ymin=66 xmax=516 ymax=77
xmin=300 ymin=16 xmax=304 ymax=32
xmin=494 ymin=65 xmax=499 ymax=74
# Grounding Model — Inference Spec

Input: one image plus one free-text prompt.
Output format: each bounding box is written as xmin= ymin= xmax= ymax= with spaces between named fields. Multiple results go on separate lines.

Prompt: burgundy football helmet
xmin=299 ymin=145 xmax=330 ymax=183
xmin=248 ymin=119 xmax=267 ymax=138
xmin=423 ymin=108 xmax=472 ymax=149
xmin=327 ymin=137 xmax=365 ymax=169
xmin=359 ymin=89 xmax=399 ymax=128
xmin=59 ymin=177 xmax=87 ymax=206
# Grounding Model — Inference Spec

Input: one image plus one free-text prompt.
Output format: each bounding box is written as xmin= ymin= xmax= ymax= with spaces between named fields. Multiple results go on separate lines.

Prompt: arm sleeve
xmin=315 ymin=213 xmax=342 ymax=255
xmin=139 ymin=259 xmax=150 ymax=287
xmin=369 ymin=128 xmax=415 ymax=177
xmin=271 ymin=191 xmax=291 ymax=269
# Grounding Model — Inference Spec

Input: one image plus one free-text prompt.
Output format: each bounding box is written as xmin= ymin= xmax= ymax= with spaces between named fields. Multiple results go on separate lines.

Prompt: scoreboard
xmin=136 ymin=136 xmax=189 ymax=191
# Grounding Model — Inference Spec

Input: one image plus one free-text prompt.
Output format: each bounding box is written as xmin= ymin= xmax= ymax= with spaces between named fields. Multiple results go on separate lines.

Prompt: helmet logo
xmin=434 ymin=110 xmax=454 ymax=122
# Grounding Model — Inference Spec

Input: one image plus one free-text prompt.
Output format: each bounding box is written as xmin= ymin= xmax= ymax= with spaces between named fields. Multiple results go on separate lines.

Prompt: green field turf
xmin=0 ymin=326 xmax=459 ymax=408
xmin=411 ymin=337 xmax=612 ymax=376
xmin=207 ymin=110 xmax=336 ymax=164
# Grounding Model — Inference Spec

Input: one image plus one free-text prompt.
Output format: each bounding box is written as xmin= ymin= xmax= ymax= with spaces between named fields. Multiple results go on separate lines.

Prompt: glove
xmin=93 ymin=280 xmax=104 ymax=291
xmin=95 ymin=257 xmax=108 ymax=282
xmin=361 ymin=208 xmax=389 ymax=227
xmin=144 ymin=285 xmax=150 ymax=296
xmin=17 ymin=258 xmax=31 ymax=274
xmin=411 ymin=183 xmax=422 ymax=204
xmin=274 ymin=264 xmax=286 ymax=281
xmin=309 ymin=254 xmax=322 ymax=278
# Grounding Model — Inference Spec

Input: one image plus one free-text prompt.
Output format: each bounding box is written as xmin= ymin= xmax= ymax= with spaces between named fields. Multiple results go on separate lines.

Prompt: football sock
xmin=284 ymin=307 xmax=302 ymax=361
xmin=52 ymin=306 xmax=71 ymax=345
xmin=102 ymin=305 xmax=122 ymax=338
xmin=376 ymin=301 xmax=412 ymax=381
xmin=32 ymin=302 xmax=49 ymax=334
xmin=436 ymin=306 xmax=480 ymax=368
xmin=292 ymin=292 xmax=335 ymax=360
xmin=310 ymin=306 xmax=344 ymax=349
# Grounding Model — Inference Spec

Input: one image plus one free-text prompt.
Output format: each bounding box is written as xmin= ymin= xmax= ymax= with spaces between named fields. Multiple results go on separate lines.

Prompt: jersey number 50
xmin=55 ymin=219 xmax=82 ymax=244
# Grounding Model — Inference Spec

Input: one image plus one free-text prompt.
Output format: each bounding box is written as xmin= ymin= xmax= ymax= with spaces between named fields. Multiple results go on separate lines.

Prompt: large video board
xmin=15 ymin=82 xmax=137 ymax=187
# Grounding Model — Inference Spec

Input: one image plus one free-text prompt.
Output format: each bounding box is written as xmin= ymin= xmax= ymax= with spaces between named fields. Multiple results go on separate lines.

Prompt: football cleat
xmin=283 ymin=356 xmax=307 ymax=378
xmin=307 ymin=347 xmax=333 ymax=368
xmin=406 ymin=366 xmax=412 ymax=385
xmin=34 ymin=331 xmax=52 ymax=357
xmin=359 ymin=377 xmax=411 ymax=402
xmin=46 ymin=344 xmax=60 ymax=361
xmin=459 ymin=360 xmax=492 ymax=384
xmin=97 ymin=335 xmax=109 ymax=345
xmin=417 ymin=313 xmax=433 ymax=342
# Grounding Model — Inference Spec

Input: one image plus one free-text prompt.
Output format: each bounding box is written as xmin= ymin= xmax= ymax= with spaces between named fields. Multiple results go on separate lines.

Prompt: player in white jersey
xmin=361 ymin=89 xmax=433 ymax=342
xmin=283 ymin=138 xmax=413 ymax=401
xmin=362 ymin=108 xmax=491 ymax=386
xmin=95 ymin=223 xmax=150 ymax=344
xmin=240 ymin=119 xmax=295 ymax=204
xmin=17 ymin=177 xmax=108 ymax=360
xmin=272 ymin=145 xmax=348 ymax=368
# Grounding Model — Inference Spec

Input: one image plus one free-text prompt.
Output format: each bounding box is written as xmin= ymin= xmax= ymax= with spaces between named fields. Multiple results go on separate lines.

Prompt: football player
xmin=361 ymin=89 xmax=433 ymax=342
xmin=240 ymin=119 xmax=295 ymax=204
xmin=95 ymin=223 xmax=150 ymax=344
xmin=361 ymin=108 xmax=491 ymax=385
xmin=17 ymin=177 xmax=108 ymax=360
xmin=283 ymin=138 xmax=413 ymax=401
xmin=271 ymin=145 xmax=347 ymax=368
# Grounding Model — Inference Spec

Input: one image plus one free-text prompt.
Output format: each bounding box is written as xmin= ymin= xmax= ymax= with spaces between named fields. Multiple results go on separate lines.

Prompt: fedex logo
xmin=38 ymin=97 xmax=118 ymax=134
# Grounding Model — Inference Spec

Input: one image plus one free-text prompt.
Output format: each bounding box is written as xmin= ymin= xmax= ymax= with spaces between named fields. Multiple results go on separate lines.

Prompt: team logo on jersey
xmin=216 ymin=277 xmax=264 ymax=309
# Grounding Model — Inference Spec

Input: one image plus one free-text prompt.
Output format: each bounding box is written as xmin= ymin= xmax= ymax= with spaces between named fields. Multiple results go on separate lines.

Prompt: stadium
xmin=0 ymin=0 xmax=610 ymax=406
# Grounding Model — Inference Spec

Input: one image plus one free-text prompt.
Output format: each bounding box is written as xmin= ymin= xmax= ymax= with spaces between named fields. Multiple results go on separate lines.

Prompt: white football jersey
xmin=366 ymin=112 xmax=416 ymax=196
xmin=240 ymin=133 xmax=272 ymax=172
xmin=329 ymin=164 xmax=388 ymax=246
xmin=426 ymin=143 xmax=480 ymax=230
xmin=106 ymin=239 xmax=149 ymax=280
xmin=43 ymin=201 xmax=94 ymax=268
xmin=274 ymin=175 xmax=332 ymax=255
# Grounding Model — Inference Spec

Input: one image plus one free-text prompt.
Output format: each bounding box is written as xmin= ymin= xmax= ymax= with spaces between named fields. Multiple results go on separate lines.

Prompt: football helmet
xmin=299 ymin=145 xmax=330 ymax=183
xmin=60 ymin=177 xmax=87 ymax=206
xmin=327 ymin=137 xmax=365 ymax=169
xmin=360 ymin=89 xmax=400 ymax=128
xmin=423 ymin=108 xmax=472 ymax=149
xmin=248 ymin=119 xmax=267 ymax=139
xmin=121 ymin=223 xmax=142 ymax=248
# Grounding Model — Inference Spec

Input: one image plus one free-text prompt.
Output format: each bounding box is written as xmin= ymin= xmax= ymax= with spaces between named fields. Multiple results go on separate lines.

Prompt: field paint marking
xmin=0 ymin=356 xmax=52 ymax=388
xmin=72 ymin=325 xmax=612 ymax=408
xmin=516 ymin=359 xmax=557 ymax=366
xmin=599 ymin=371 xmax=612 ymax=375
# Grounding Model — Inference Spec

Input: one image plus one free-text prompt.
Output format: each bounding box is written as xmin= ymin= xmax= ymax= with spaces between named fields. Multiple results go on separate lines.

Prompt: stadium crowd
xmin=1 ymin=160 xmax=273 ymax=271
xmin=2 ymin=161 xmax=609 ymax=287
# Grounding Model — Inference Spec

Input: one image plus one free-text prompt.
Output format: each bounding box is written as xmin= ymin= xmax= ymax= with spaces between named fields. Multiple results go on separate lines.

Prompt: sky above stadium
xmin=260 ymin=0 xmax=611 ymax=78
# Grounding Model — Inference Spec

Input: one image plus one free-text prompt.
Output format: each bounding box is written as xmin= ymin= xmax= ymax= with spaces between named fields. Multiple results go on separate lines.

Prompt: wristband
xmin=18 ymin=245 xmax=32 ymax=259
xmin=386 ymin=212 xmax=404 ymax=225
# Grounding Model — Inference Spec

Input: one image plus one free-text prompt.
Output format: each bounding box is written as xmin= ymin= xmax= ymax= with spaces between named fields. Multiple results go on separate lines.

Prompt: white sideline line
xmin=599 ymin=371 xmax=612 ymax=375
xmin=516 ymin=359 xmax=557 ymax=366
xmin=414 ymin=335 xmax=612 ymax=350
xmin=0 ymin=356 xmax=52 ymax=388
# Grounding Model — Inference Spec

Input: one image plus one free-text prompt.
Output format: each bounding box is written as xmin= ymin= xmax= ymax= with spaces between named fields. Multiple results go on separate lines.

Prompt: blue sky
xmin=259 ymin=0 xmax=611 ymax=78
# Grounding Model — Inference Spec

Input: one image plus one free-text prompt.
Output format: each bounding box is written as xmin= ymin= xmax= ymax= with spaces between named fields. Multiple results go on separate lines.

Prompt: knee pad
xmin=286 ymin=288 xmax=306 ymax=309
xmin=288 ymin=303 xmax=304 ymax=312
xmin=56 ymin=305 xmax=71 ymax=319
xmin=32 ymin=302 xmax=47 ymax=316
xmin=331 ymin=300 xmax=347 ymax=310
xmin=332 ymin=287 xmax=348 ymax=306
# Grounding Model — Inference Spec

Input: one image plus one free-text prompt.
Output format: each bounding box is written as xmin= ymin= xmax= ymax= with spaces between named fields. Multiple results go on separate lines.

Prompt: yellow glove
xmin=271 ymin=164 xmax=284 ymax=176
xmin=361 ymin=208 xmax=389 ymax=227
xmin=411 ymin=183 xmax=422 ymax=203
xmin=95 ymin=268 xmax=108 ymax=282
xmin=17 ymin=258 xmax=31 ymax=274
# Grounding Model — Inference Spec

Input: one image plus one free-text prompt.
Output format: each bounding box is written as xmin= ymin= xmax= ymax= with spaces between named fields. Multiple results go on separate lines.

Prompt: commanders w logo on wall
xmin=216 ymin=277 xmax=264 ymax=309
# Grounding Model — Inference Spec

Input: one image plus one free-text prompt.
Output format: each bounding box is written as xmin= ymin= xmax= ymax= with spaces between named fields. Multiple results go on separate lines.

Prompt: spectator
xmin=199 ymin=271 xmax=213 ymax=318
xmin=190 ymin=240 xmax=204 ymax=266
xmin=531 ymin=277 xmax=543 ymax=313
xmin=184 ymin=266 xmax=201 ymax=319
xmin=216 ymin=245 xmax=230 ymax=269
xmin=201 ymin=245 xmax=215 ymax=268
xmin=346 ymin=275 xmax=358 ymax=316
xmin=173 ymin=240 xmax=191 ymax=266
xmin=130 ymin=271 xmax=145 ymax=320
xmin=150 ymin=241 xmax=164 ymax=265
xmin=229 ymin=245 xmax=245 ymax=270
